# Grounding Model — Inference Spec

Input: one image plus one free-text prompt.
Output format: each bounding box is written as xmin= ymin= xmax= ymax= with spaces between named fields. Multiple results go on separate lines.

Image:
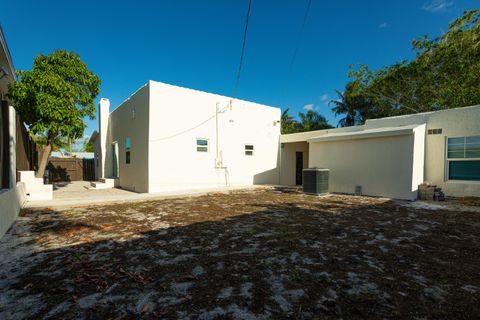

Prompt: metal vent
xmin=427 ymin=128 xmax=442 ymax=135
xmin=303 ymin=168 xmax=329 ymax=195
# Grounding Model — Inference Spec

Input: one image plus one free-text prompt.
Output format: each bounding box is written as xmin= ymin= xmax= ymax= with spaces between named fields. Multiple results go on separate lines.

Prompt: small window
xmin=245 ymin=144 xmax=254 ymax=156
xmin=125 ymin=138 xmax=131 ymax=164
xmin=446 ymin=136 xmax=480 ymax=181
xmin=196 ymin=138 xmax=209 ymax=152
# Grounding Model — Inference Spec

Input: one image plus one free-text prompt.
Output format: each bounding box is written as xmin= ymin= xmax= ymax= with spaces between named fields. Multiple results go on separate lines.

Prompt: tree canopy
xmin=8 ymin=50 xmax=101 ymax=176
xmin=281 ymin=109 xmax=332 ymax=134
xmin=333 ymin=10 xmax=480 ymax=126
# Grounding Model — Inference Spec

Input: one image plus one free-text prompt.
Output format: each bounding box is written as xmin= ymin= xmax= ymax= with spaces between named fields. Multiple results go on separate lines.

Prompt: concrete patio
xmin=24 ymin=181 xmax=266 ymax=209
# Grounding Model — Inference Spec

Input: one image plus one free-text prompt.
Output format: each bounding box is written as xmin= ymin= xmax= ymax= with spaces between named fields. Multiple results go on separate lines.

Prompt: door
xmin=295 ymin=152 xmax=303 ymax=185
xmin=112 ymin=142 xmax=119 ymax=178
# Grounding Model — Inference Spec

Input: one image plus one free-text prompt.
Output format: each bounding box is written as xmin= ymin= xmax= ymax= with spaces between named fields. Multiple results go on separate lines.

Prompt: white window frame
xmin=245 ymin=144 xmax=254 ymax=156
xmin=445 ymin=136 xmax=480 ymax=182
xmin=196 ymin=138 xmax=209 ymax=153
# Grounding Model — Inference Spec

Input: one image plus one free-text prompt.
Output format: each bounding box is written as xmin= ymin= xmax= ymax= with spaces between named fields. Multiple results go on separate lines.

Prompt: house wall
xmin=106 ymin=84 xmax=150 ymax=192
xmin=0 ymin=182 xmax=26 ymax=238
xmin=366 ymin=105 xmax=480 ymax=197
xmin=147 ymin=81 xmax=280 ymax=192
xmin=280 ymin=142 xmax=309 ymax=186
xmin=308 ymin=131 xmax=424 ymax=200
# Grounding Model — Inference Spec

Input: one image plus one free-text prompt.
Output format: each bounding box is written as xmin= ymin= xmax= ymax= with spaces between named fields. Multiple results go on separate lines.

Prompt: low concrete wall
xmin=0 ymin=182 xmax=26 ymax=238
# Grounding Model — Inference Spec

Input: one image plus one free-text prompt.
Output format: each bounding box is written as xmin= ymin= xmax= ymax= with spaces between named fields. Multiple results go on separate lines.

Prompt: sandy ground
xmin=1 ymin=188 xmax=479 ymax=319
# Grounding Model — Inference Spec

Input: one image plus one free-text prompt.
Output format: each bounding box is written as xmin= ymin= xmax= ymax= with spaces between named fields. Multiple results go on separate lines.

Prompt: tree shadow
xmin=2 ymin=194 xmax=479 ymax=319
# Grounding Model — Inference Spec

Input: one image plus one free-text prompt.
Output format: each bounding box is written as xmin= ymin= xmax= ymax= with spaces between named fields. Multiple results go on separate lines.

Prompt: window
xmin=196 ymin=138 xmax=208 ymax=152
xmin=245 ymin=144 xmax=254 ymax=156
xmin=125 ymin=137 xmax=131 ymax=164
xmin=447 ymin=136 xmax=480 ymax=181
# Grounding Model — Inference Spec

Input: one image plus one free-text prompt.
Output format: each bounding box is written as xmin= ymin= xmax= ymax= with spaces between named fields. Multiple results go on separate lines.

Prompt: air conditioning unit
xmin=303 ymin=168 xmax=329 ymax=195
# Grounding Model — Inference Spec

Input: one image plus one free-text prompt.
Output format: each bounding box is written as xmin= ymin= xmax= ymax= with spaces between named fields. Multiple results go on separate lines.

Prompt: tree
xmin=84 ymin=140 xmax=94 ymax=152
xmin=281 ymin=108 xmax=300 ymax=134
xmin=298 ymin=110 xmax=333 ymax=131
xmin=8 ymin=50 xmax=101 ymax=177
xmin=330 ymin=82 xmax=375 ymax=127
xmin=346 ymin=10 xmax=480 ymax=118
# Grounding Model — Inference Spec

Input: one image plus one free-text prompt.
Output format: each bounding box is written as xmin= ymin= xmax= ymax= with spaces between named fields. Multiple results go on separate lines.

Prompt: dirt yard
xmin=1 ymin=188 xmax=479 ymax=319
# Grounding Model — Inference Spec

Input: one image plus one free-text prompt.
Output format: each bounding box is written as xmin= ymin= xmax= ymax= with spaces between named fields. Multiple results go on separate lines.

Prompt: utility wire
xmin=232 ymin=0 xmax=253 ymax=99
xmin=152 ymin=1 xmax=253 ymax=143
xmin=288 ymin=0 xmax=312 ymax=73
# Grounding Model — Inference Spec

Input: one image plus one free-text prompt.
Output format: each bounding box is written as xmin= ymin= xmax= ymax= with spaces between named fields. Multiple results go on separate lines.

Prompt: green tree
xmin=281 ymin=108 xmax=300 ymax=134
xmin=8 ymin=50 xmax=101 ymax=177
xmin=298 ymin=110 xmax=333 ymax=131
xmin=84 ymin=140 xmax=94 ymax=152
xmin=330 ymin=82 xmax=375 ymax=127
xmin=348 ymin=10 xmax=480 ymax=117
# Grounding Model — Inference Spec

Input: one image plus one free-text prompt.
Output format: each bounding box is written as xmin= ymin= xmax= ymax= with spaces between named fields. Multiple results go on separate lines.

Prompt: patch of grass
xmin=290 ymin=270 xmax=302 ymax=282
xmin=461 ymin=197 xmax=480 ymax=207
xmin=72 ymin=252 xmax=83 ymax=261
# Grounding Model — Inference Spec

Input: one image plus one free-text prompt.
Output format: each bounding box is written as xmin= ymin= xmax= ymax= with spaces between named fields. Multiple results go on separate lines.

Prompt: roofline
xmin=366 ymin=104 xmax=480 ymax=124
xmin=88 ymin=130 xmax=99 ymax=143
xmin=0 ymin=24 xmax=16 ymax=79
xmin=307 ymin=124 xmax=423 ymax=143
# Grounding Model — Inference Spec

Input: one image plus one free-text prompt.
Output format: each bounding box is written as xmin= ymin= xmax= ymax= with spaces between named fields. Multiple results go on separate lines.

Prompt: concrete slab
xmin=23 ymin=181 xmax=271 ymax=209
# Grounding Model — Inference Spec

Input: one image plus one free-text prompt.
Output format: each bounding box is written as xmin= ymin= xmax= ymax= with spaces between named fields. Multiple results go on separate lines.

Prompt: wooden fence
xmin=47 ymin=157 xmax=95 ymax=182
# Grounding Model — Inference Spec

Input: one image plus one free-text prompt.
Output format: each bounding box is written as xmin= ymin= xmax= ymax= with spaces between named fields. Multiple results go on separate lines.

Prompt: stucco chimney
xmin=98 ymin=98 xmax=110 ymax=178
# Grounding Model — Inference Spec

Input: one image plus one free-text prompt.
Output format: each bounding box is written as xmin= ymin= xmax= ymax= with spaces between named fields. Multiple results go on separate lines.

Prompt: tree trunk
xmin=36 ymin=143 xmax=52 ymax=178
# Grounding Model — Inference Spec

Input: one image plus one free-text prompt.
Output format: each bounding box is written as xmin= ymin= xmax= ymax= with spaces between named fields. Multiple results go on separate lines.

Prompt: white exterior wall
xmin=0 ymin=182 xmax=26 ymax=238
xmin=147 ymin=81 xmax=280 ymax=192
xmin=279 ymin=142 xmax=309 ymax=186
xmin=366 ymin=105 xmax=480 ymax=197
xmin=308 ymin=128 xmax=425 ymax=200
xmin=106 ymin=84 xmax=150 ymax=192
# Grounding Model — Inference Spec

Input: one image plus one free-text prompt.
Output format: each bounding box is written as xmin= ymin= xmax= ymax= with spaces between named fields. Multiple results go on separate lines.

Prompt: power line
xmin=288 ymin=0 xmax=313 ymax=73
xmin=233 ymin=0 xmax=253 ymax=99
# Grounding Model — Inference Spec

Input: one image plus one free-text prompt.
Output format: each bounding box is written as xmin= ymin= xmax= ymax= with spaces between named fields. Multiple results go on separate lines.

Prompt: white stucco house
xmin=92 ymin=80 xmax=281 ymax=193
xmin=93 ymin=80 xmax=480 ymax=201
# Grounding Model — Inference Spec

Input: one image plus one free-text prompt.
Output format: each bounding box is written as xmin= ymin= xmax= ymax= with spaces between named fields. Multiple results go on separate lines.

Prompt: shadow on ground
xmin=1 ymin=189 xmax=479 ymax=319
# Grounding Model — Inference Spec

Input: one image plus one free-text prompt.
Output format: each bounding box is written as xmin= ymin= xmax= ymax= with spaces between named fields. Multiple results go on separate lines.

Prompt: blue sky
xmin=1 ymin=0 xmax=476 ymax=138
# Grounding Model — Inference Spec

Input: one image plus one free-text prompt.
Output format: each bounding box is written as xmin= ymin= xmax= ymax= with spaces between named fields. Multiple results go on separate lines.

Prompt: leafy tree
xmin=281 ymin=108 xmax=300 ymax=134
xmin=347 ymin=10 xmax=480 ymax=117
xmin=8 ymin=50 xmax=101 ymax=177
xmin=330 ymin=82 xmax=375 ymax=127
xmin=298 ymin=110 xmax=333 ymax=131
xmin=84 ymin=140 xmax=94 ymax=152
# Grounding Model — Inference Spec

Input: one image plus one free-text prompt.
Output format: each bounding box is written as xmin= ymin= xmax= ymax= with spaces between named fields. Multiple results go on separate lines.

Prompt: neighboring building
xmin=0 ymin=26 xmax=26 ymax=237
xmin=281 ymin=105 xmax=480 ymax=200
xmin=51 ymin=151 xmax=94 ymax=159
xmin=93 ymin=81 xmax=281 ymax=193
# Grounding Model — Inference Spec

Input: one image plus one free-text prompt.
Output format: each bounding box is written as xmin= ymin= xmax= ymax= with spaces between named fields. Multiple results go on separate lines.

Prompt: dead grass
xmin=1 ymin=189 xmax=479 ymax=319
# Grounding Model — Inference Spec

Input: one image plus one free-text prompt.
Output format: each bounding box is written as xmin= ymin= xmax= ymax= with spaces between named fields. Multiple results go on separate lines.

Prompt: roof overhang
xmin=0 ymin=25 xmax=16 ymax=98
xmin=307 ymin=124 xmax=423 ymax=143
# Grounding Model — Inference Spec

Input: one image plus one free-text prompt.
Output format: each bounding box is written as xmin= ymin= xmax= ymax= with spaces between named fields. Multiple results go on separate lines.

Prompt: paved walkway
xmin=24 ymin=181 xmax=269 ymax=209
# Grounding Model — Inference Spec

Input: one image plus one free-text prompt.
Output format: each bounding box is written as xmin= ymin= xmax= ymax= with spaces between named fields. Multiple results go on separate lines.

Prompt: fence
xmin=47 ymin=157 xmax=95 ymax=182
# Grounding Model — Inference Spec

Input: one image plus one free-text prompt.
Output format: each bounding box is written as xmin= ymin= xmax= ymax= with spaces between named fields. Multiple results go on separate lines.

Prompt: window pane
xmin=245 ymin=145 xmax=254 ymax=150
xmin=448 ymin=137 xmax=465 ymax=145
xmin=196 ymin=139 xmax=208 ymax=146
xmin=449 ymin=161 xmax=480 ymax=181
xmin=466 ymin=136 xmax=480 ymax=144
xmin=448 ymin=150 xmax=465 ymax=159
xmin=197 ymin=146 xmax=208 ymax=152
xmin=125 ymin=137 xmax=131 ymax=151
xmin=245 ymin=150 xmax=253 ymax=156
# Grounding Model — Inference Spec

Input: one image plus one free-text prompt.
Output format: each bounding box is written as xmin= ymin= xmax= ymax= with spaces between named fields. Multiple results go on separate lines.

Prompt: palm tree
xmin=281 ymin=108 xmax=299 ymax=134
xmin=298 ymin=110 xmax=332 ymax=131
xmin=330 ymin=82 xmax=373 ymax=127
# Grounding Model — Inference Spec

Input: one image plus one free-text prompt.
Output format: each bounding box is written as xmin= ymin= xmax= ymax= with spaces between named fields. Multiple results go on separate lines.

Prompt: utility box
xmin=303 ymin=168 xmax=329 ymax=195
